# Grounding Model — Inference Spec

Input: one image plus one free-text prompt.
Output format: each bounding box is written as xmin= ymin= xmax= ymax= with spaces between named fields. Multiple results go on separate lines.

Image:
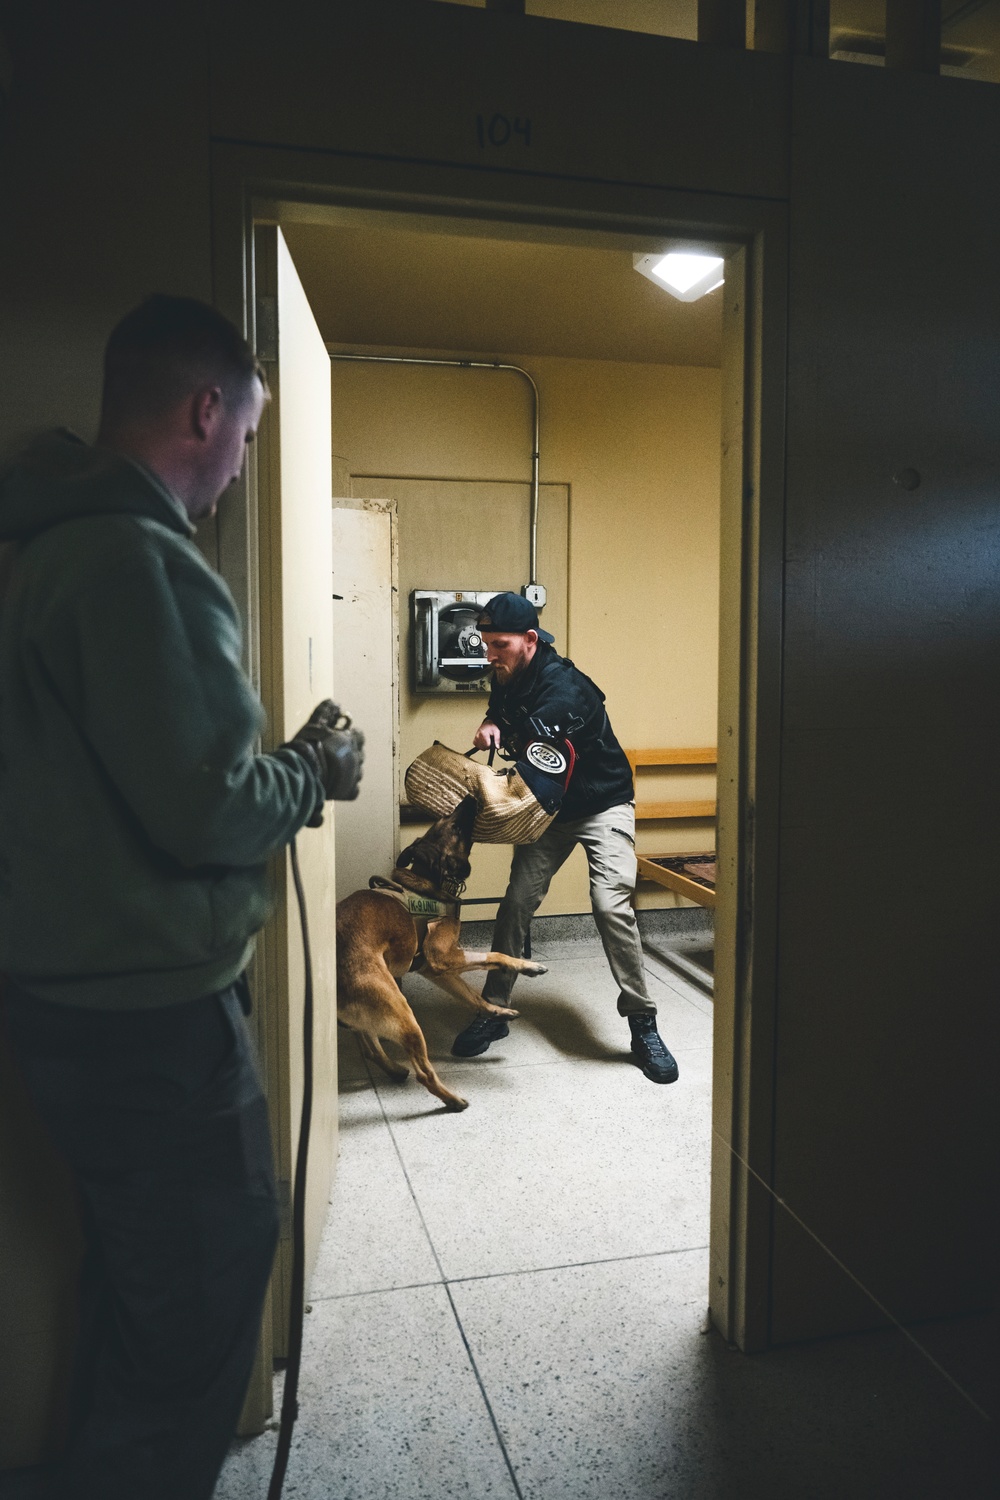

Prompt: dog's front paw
xmin=445 ymin=1094 xmax=470 ymax=1111
xmin=523 ymin=961 xmax=548 ymax=976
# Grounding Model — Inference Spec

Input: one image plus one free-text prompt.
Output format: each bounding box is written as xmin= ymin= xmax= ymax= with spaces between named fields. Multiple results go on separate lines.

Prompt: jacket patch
xmin=487 ymin=643 xmax=630 ymax=822
xmin=525 ymin=740 xmax=568 ymax=775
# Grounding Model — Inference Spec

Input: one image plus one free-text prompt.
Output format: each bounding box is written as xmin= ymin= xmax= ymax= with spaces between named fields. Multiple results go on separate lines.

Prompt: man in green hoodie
xmin=0 ymin=296 xmax=361 ymax=1500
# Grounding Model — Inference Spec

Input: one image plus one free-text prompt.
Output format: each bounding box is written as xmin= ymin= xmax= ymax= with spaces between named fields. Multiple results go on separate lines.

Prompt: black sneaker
xmin=628 ymin=1014 xmax=679 ymax=1084
xmin=451 ymin=1014 xmax=510 ymax=1057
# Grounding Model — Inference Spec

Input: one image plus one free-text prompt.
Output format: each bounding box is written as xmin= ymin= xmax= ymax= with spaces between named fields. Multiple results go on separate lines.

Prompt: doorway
xmin=296 ymin=213 xmax=722 ymax=948
xmin=286 ymin=210 xmax=724 ymax=1358
xmin=212 ymin=140 xmax=782 ymax=1437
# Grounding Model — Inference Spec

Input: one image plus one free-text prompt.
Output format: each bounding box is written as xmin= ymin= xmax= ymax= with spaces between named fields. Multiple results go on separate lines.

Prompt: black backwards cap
xmin=478 ymin=592 xmax=554 ymax=645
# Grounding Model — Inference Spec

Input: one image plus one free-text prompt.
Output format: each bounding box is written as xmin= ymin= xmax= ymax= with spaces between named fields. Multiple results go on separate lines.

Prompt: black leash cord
xmin=267 ymin=837 xmax=314 ymax=1500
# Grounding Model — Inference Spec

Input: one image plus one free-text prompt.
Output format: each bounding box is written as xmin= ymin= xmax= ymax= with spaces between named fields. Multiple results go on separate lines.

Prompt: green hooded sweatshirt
xmin=0 ymin=430 xmax=322 ymax=1009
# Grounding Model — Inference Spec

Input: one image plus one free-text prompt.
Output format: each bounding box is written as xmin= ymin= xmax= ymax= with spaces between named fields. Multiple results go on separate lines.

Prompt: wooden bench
xmin=626 ymin=747 xmax=717 ymax=909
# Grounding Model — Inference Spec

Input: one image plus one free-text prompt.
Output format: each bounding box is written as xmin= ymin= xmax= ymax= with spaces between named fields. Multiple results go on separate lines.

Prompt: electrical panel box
xmin=411 ymin=589 xmax=498 ymax=695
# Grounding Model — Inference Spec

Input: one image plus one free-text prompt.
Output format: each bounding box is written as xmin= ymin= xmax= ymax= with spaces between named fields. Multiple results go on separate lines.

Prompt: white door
xmin=252 ymin=224 xmax=338 ymax=1356
xmin=331 ymin=502 xmax=399 ymax=902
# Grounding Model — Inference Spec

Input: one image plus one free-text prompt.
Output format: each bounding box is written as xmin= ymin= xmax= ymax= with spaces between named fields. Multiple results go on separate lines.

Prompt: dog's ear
xmin=396 ymin=842 xmax=416 ymax=869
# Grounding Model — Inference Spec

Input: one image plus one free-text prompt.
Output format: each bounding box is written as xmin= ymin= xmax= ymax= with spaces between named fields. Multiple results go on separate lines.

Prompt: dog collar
xmin=369 ymin=876 xmax=458 ymax=919
xmin=403 ymin=892 xmax=455 ymax=918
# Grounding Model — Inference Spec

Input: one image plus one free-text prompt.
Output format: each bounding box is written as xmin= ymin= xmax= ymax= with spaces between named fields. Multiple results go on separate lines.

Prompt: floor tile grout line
xmin=366 ymin=1072 xmax=449 ymax=1282
xmin=443 ymin=1283 xmax=527 ymax=1500
xmin=310 ymin=1276 xmax=445 ymax=1304
xmin=365 ymin=1073 xmax=526 ymax=1500
xmin=445 ymin=1242 xmax=711 ymax=1287
xmin=334 ymin=1028 xmax=707 ymax=1496
xmin=310 ymin=1243 xmax=711 ymax=1305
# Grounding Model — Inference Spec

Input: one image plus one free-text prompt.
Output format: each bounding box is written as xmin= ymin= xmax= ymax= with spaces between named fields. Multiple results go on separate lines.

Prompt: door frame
xmin=210 ymin=140 xmax=787 ymax=1363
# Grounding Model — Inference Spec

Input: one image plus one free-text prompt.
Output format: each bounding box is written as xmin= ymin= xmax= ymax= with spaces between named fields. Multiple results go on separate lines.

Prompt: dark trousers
xmin=3 ymin=982 xmax=280 ymax=1500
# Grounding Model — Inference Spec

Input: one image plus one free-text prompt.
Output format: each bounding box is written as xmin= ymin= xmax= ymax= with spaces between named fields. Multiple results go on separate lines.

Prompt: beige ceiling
xmin=281 ymin=222 xmax=723 ymax=368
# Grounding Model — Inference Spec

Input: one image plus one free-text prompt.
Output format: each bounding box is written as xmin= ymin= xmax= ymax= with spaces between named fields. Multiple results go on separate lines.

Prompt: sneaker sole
xmin=631 ymin=1052 xmax=679 ymax=1085
xmin=451 ymin=1024 xmax=509 ymax=1058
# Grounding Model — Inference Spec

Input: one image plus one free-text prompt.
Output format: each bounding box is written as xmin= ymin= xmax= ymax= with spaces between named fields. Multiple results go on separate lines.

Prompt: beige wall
xmin=329 ymin=351 xmax=721 ymax=915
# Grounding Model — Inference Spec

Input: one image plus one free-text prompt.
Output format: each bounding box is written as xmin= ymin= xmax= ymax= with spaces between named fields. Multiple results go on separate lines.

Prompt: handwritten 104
xmin=477 ymin=114 xmax=532 ymax=148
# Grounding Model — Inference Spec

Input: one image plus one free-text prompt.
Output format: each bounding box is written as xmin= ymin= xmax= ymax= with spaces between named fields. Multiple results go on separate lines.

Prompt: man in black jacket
xmin=450 ymin=593 xmax=678 ymax=1085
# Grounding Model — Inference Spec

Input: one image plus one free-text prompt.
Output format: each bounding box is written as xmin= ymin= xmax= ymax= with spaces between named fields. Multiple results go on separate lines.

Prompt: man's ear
xmin=191 ymin=385 xmax=223 ymax=441
xmin=525 ymin=629 xmax=539 ymax=647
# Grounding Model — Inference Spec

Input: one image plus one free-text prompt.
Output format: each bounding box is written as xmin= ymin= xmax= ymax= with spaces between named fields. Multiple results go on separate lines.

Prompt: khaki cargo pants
xmin=481 ymin=801 xmax=656 ymax=1016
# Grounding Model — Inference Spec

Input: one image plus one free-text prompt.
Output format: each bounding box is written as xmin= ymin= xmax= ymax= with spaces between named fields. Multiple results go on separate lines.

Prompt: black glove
xmin=286 ymin=701 xmax=365 ymax=820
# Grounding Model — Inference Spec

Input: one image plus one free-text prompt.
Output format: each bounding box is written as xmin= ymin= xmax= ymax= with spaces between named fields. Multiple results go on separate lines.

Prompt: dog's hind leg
xmin=356 ymin=1030 xmax=409 ymax=1082
xmin=394 ymin=1017 xmax=469 ymax=1112
xmin=343 ymin=973 xmax=469 ymax=1112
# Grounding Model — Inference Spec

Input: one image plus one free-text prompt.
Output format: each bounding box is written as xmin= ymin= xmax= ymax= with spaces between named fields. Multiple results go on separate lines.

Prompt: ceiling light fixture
xmin=633 ymin=250 xmax=725 ymax=302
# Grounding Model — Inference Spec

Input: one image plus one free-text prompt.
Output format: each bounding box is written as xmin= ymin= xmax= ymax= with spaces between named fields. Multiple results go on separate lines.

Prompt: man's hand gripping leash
xmin=286 ymin=699 xmax=365 ymax=821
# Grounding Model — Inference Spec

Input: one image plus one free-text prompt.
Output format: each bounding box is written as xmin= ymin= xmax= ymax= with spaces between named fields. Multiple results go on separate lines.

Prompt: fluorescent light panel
xmin=633 ymin=250 xmax=725 ymax=302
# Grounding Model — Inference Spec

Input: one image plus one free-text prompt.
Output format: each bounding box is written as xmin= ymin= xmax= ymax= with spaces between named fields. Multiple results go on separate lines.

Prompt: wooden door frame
xmin=211 ymin=141 xmax=788 ymax=1367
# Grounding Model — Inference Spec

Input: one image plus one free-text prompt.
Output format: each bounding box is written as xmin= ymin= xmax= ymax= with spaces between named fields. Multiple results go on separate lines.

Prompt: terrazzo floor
xmin=214 ymin=931 xmax=996 ymax=1500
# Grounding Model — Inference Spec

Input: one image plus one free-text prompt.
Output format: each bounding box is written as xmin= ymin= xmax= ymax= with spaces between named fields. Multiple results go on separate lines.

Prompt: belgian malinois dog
xmin=336 ymin=794 xmax=547 ymax=1110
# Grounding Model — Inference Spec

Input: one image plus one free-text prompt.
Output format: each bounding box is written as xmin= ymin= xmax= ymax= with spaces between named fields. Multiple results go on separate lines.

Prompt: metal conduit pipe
xmin=329 ymin=351 xmax=542 ymax=587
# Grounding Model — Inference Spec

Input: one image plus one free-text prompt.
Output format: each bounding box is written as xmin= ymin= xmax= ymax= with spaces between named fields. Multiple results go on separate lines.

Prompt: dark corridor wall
xmin=0 ymin=1 xmax=216 ymax=1464
xmin=772 ymin=58 xmax=1000 ymax=1339
xmin=0 ymin=1 xmax=996 ymax=1459
xmin=0 ymin=2 xmax=212 ymax=450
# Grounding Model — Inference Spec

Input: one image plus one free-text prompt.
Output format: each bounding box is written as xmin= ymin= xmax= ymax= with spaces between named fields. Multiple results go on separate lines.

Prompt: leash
xmin=266 ymin=837 xmax=313 ymax=1500
xmin=268 ymin=825 xmax=462 ymax=1496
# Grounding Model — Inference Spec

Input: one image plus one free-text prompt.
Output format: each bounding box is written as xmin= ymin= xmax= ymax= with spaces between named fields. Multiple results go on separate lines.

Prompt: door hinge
xmin=255 ymin=295 xmax=278 ymax=363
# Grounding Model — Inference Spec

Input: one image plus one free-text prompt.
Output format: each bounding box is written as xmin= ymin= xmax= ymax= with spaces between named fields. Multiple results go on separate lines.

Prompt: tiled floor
xmin=215 ymin=933 xmax=996 ymax=1500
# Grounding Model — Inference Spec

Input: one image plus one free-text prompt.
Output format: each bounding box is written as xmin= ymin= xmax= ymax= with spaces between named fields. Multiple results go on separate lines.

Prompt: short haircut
xmin=101 ymin=295 xmax=267 ymax=425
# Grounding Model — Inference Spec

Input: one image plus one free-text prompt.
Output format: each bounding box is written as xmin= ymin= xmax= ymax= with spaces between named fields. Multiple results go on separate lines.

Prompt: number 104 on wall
xmin=477 ymin=114 xmax=532 ymax=148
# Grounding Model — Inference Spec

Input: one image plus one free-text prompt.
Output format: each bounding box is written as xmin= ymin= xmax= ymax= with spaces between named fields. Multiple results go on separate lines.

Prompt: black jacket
xmin=485 ymin=644 xmax=633 ymax=822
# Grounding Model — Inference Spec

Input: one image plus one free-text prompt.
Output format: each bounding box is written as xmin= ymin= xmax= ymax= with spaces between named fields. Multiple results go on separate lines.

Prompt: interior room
xmin=301 ymin=214 xmax=724 ymax=938
xmin=216 ymin=212 xmax=728 ymax=1493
